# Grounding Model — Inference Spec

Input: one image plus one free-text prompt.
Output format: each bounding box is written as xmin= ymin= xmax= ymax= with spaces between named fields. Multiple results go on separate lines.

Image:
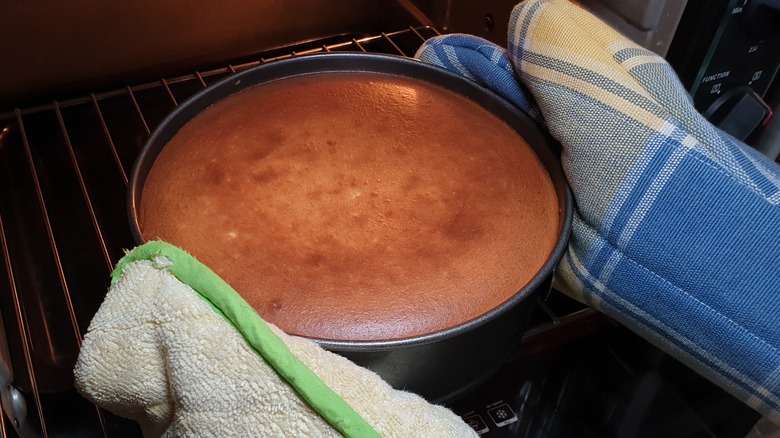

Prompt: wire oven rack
xmin=0 ymin=26 xmax=596 ymax=437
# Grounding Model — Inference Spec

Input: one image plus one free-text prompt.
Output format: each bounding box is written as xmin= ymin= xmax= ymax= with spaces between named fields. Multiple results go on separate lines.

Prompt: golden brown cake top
xmin=139 ymin=71 xmax=559 ymax=342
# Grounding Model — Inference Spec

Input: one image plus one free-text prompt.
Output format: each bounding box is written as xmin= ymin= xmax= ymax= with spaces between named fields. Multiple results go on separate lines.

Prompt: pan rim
xmin=127 ymin=52 xmax=573 ymax=351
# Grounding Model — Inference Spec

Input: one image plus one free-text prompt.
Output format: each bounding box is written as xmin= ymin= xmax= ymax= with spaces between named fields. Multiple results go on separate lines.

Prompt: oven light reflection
xmin=369 ymin=81 xmax=421 ymax=106
xmin=390 ymin=83 xmax=420 ymax=103
xmin=361 ymin=81 xmax=423 ymax=128
xmin=0 ymin=127 xmax=9 ymax=149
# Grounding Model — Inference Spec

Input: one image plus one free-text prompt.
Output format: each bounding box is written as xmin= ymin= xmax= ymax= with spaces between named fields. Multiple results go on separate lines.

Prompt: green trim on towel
xmin=112 ymin=240 xmax=381 ymax=438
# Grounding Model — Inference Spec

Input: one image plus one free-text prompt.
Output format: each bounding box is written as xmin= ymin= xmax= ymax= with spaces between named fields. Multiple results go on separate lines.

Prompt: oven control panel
xmin=690 ymin=0 xmax=779 ymax=109
xmin=667 ymin=0 xmax=780 ymax=142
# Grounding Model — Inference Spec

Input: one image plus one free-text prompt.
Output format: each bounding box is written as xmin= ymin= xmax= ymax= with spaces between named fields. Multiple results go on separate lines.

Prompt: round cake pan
xmin=128 ymin=53 xmax=573 ymax=403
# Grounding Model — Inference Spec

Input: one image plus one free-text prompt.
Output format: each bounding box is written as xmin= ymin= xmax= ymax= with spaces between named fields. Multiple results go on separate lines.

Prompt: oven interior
xmin=0 ymin=0 xmax=770 ymax=436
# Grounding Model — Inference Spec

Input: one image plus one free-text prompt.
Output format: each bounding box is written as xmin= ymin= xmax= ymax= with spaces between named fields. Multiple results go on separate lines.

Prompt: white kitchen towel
xmin=74 ymin=241 xmax=476 ymax=437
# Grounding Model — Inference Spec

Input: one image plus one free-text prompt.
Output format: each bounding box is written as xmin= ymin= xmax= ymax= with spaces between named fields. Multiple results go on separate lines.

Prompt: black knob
xmin=703 ymin=86 xmax=773 ymax=141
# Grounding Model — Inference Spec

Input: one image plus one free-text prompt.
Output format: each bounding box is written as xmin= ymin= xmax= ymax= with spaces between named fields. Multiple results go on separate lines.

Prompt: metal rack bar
xmin=161 ymin=79 xmax=179 ymax=107
xmin=126 ymin=86 xmax=151 ymax=135
xmin=195 ymin=71 xmax=208 ymax=89
xmin=16 ymin=111 xmax=82 ymax=346
xmin=91 ymin=94 xmax=129 ymax=185
xmin=409 ymin=26 xmax=430 ymax=41
xmin=53 ymin=102 xmax=114 ymax=272
xmin=352 ymin=38 xmax=368 ymax=52
xmin=1 ymin=117 xmax=47 ymax=435
xmin=381 ymin=31 xmax=408 ymax=56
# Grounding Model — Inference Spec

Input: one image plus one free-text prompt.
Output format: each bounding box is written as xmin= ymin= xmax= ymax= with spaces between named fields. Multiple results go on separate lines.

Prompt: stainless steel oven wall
xmin=0 ymin=0 xmax=431 ymax=110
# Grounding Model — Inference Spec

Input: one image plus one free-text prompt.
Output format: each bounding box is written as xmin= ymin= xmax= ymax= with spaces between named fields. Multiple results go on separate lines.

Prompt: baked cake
xmin=138 ymin=71 xmax=560 ymax=342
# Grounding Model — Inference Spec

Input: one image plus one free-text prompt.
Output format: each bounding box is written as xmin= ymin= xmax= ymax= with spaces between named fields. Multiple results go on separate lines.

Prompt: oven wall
xmin=0 ymin=0 xmax=430 ymax=109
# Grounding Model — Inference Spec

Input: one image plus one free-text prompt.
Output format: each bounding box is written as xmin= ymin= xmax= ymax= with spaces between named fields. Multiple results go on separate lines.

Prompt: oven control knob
xmin=702 ymin=86 xmax=773 ymax=141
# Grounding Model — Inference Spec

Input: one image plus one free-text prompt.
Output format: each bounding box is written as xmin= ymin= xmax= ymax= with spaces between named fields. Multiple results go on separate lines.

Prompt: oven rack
xmin=0 ymin=25 xmax=594 ymax=437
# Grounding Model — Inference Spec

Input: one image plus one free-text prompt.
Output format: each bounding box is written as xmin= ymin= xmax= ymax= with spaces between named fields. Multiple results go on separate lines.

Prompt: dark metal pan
xmin=128 ymin=53 xmax=573 ymax=403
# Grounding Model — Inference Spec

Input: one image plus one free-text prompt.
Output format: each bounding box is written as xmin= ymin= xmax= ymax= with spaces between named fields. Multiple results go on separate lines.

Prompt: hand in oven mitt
xmin=416 ymin=0 xmax=780 ymax=425
xmin=74 ymin=241 xmax=476 ymax=437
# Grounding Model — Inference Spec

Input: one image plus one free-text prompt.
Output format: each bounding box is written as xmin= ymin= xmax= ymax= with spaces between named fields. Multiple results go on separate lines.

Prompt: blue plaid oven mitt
xmin=417 ymin=0 xmax=780 ymax=424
